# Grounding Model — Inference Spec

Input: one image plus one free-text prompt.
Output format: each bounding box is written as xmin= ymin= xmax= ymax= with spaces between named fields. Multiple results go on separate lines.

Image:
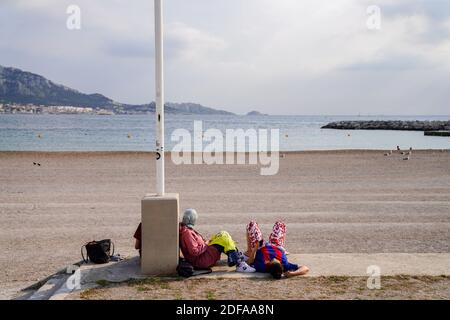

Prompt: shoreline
xmin=1 ymin=149 xmax=449 ymax=155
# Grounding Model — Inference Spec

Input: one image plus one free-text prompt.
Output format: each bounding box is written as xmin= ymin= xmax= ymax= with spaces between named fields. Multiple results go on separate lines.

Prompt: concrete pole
xmin=141 ymin=0 xmax=179 ymax=276
xmin=154 ymin=0 xmax=165 ymax=196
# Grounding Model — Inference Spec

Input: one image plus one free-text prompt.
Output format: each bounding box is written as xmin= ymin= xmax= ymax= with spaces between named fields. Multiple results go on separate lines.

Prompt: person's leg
xmin=245 ymin=232 xmax=252 ymax=256
xmin=245 ymin=220 xmax=263 ymax=255
xmin=133 ymin=223 xmax=142 ymax=257
xmin=209 ymin=231 xmax=237 ymax=253
xmin=209 ymin=230 xmax=237 ymax=266
xmin=212 ymin=244 xmax=225 ymax=253
xmin=209 ymin=231 xmax=255 ymax=272
xmin=134 ymin=239 xmax=141 ymax=257
xmin=269 ymin=220 xmax=288 ymax=252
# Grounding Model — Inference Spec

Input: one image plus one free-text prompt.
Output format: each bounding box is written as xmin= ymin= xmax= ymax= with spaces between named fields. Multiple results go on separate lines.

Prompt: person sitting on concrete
xmin=179 ymin=208 xmax=255 ymax=273
xmin=244 ymin=220 xmax=309 ymax=279
xmin=133 ymin=223 xmax=142 ymax=257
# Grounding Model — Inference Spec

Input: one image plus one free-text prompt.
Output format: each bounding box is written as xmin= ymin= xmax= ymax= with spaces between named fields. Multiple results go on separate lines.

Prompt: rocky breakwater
xmin=321 ymin=120 xmax=450 ymax=131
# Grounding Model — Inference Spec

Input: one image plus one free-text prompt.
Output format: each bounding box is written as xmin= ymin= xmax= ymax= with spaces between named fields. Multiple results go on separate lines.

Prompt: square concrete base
xmin=141 ymin=193 xmax=179 ymax=275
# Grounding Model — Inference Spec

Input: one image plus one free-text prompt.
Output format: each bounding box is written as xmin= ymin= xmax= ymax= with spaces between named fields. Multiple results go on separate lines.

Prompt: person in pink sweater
xmin=179 ymin=209 xmax=255 ymax=273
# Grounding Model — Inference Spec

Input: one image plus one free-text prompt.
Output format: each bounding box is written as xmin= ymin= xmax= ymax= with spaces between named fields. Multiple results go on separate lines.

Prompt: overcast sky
xmin=1 ymin=0 xmax=449 ymax=115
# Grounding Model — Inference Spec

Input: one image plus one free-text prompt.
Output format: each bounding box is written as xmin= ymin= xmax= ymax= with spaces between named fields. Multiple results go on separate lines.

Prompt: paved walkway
xmin=19 ymin=253 xmax=450 ymax=300
xmin=195 ymin=253 xmax=450 ymax=279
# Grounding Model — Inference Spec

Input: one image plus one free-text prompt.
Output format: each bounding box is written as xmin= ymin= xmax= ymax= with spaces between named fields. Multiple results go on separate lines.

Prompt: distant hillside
xmin=132 ymin=102 xmax=235 ymax=115
xmin=0 ymin=65 xmax=235 ymax=115
xmin=246 ymin=110 xmax=268 ymax=116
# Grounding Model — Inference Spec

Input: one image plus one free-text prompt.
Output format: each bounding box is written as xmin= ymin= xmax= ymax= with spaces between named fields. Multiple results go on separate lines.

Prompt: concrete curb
xmin=28 ymin=274 xmax=70 ymax=300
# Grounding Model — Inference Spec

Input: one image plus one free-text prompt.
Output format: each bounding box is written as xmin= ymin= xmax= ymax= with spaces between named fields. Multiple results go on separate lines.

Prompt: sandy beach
xmin=1 ymin=150 xmax=449 ymax=299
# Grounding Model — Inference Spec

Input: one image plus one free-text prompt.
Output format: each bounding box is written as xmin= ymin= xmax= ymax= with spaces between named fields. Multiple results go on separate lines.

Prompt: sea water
xmin=0 ymin=114 xmax=449 ymax=151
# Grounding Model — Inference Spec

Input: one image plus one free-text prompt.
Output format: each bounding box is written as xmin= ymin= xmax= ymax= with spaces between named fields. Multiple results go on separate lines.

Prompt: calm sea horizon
xmin=0 ymin=114 xmax=449 ymax=152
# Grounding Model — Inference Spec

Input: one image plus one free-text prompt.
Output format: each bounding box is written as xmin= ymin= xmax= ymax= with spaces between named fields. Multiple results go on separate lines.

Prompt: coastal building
xmin=46 ymin=106 xmax=93 ymax=114
xmin=96 ymin=109 xmax=114 ymax=115
xmin=0 ymin=104 xmax=108 ymax=115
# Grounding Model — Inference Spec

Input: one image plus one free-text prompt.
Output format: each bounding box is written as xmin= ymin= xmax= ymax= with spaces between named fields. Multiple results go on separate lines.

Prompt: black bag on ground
xmin=176 ymin=258 xmax=212 ymax=278
xmin=81 ymin=239 xmax=114 ymax=264
xmin=177 ymin=258 xmax=194 ymax=277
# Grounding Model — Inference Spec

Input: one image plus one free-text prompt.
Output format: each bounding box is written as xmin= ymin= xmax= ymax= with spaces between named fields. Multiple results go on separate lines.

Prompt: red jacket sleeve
xmin=181 ymin=228 xmax=208 ymax=257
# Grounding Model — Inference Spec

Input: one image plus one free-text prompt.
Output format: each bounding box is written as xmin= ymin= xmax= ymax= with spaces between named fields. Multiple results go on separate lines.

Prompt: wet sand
xmin=0 ymin=150 xmax=449 ymax=298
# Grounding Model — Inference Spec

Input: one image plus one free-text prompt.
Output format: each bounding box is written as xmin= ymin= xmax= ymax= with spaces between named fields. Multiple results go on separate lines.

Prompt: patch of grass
xmin=129 ymin=276 xmax=172 ymax=291
xmin=419 ymin=275 xmax=449 ymax=283
xmin=328 ymin=276 xmax=350 ymax=283
xmin=95 ymin=279 xmax=110 ymax=287
xmin=393 ymin=275 xmax=410 ymax=281
xmin=72 ymin=275 xmax=449 ymax=300
xmin=185 ymin=280 xmax=201 ymax=290
xmin=160 ymin=282 xmax=170 ymax=290
xmin=206 ymin=291 xmax=216 ymax=300
xmin=136 ymin=286 xmax=150 ymax=292
xmin=79 ymin=288 xmax=98 ymax=300
xmin=175 ymin=292 xmax=183 ymax=300
xmin=128 ymin=277 xmax=162 ymax=286
xmin=248 ymin=277 xmax=270 ymax=282
xmin=329 ymin=287 xmax=348 ymax=294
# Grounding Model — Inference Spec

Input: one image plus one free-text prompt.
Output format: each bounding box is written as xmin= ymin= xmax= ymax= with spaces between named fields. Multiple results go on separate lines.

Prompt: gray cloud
xmin=1 ymin=0 xmax=449 ymax=114
xmin=105 ymin=40 xmax=154 ymax=59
